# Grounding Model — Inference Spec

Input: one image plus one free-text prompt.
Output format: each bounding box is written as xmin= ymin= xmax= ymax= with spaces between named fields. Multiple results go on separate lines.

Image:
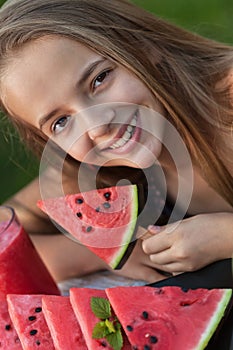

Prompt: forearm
xmin=30 ymin=233 xmax=107 ymax=283
xmin=4 ymin=177 xmax=58 ymax=234
xmin=213 ymin=212 xmax=233 ymax=260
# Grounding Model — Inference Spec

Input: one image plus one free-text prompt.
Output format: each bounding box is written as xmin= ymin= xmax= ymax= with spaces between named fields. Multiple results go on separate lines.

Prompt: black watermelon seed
xmin=126 ymin=325 xmax=133 ymax=332
xmin=150 ymin=336 xmax=158 ymax=344
xmin=104 ymin=192 xmax=111 ymax=200
xmin=86 ymin=226 xmax=92 ymax=232
xmin=30 ymin=329 xmax=38 ymax=336
xmin=144 ymin=345 xmax=151 ymax=350
xmin=76 ymin=212 xmax=82 ymax=218
xmin=36 ymin=340 xmax=41 ymax=345
xmin=142 ymin=311 xmax=149 ymax=319
xmin=28 ymin=316 xmax=36 ymax=321
xmin=103 ymin=202 xmax=111 ymax=209
xmin=100 ymin=341 xmax=107 ymax=347
xmin=154 ymin=288 xmax=164 ymax=294
xmin=95 ymin=207 xmax=101 ymax=212
xmin=132 ymin=347 xmax=138 ymax=350
xmin=35 ymin=307 xmax=42 ymax=313
xmin=181 ymin=287 xmax=189 ymax=293
xmin=76 ymin=198 xmax=83 ymax=204
xmin=5 ymin=324 xmax=11 ymax=331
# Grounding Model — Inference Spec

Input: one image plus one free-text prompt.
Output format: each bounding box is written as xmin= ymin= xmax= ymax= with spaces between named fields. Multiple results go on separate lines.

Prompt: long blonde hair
xmin=0 ymin=0 xmax=232 ymax=205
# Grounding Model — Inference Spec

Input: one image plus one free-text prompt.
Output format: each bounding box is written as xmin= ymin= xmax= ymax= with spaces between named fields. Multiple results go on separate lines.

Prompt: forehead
xmin=2 ymin=35 xmax=98 ymax=86
xmin=0 ymin=36 xmax=100 ymax=120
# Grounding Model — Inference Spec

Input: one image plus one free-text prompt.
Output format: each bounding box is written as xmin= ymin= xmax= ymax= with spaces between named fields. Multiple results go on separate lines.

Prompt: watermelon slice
xmin=0 ymin=218 xmax=60 ymax=296
xmin=106 ymin=286 xmax=232 ymax=350
xmin=42 ymin=295 xmax=88 ymax=349
xmin=0 ymin=295 xmax=22 ymax=349
xmin=7 ymin=294 xmax=55 ymax=350
xmin=37 ymin=185 xmax=138 ymax=269
xmin=70 ymin=287 xmax=132 ymax=350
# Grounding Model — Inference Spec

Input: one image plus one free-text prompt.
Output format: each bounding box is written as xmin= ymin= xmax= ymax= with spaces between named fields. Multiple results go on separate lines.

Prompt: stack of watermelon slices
xmin=1 ymin=286 xmax=232 ymax=350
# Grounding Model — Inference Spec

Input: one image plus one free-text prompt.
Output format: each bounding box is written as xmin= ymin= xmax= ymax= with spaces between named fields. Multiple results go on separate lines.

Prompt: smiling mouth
xmin=108 ymin=113 xmax=137 ymax=150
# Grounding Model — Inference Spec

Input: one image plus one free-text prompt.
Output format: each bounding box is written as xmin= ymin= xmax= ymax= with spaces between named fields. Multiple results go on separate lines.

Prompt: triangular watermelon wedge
xmin=7 ymin=294 xmax=55 ymax=350
xmin=42 ymin=295 xmax=88 ymax=349
xmin=37 ymin=185 xmax=138 ymax=269
xmin=70 ymin=287 xmax=132 ymax=350
xmin=0 ymin=295 xmax=22 ymax=349
xmin=106 ymin=286 xmax=232 ymax=350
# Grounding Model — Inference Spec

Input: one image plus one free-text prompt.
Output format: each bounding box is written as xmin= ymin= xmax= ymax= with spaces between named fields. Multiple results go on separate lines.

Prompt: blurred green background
xmin=0 ymin=0 xmax=232 ymax=203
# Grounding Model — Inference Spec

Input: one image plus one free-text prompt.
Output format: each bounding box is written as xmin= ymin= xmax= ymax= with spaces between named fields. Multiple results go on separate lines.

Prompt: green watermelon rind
xmin=196 ymin=288 xmax=232 ymax=350
xmin=109 ymin=185 xmax=138 ymax=269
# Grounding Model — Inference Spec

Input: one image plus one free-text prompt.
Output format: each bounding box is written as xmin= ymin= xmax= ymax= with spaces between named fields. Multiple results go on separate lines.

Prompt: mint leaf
xmin=105 ymin=319 xmax=116 ymax=333
xmin=92 ymin=321 xmax=110 ymax=339
xmin=91 ymin=297 xmax=123 ymax=350
xmin=91 ymin=297 xmax=111 ymax=319
xmin=106 ymin=330 xmax=123 ymax=350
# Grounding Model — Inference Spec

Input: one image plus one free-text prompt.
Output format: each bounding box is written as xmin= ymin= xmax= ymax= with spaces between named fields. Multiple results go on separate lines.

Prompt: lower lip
xmin=105 ymin=114 xmax=141 ymax=155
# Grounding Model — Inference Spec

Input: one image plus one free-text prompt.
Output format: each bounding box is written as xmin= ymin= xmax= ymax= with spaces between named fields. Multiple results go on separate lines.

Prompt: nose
xmin=81 ymin=105 xmax=116 ymax=141
xmin=88 ymin=124 xmax=109 ymax=140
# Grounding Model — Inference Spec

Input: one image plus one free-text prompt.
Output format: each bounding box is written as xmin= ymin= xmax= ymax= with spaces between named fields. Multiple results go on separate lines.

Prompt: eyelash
xmin=52 ymin=115 xmax=71 ymax=135
xmin=51 ymin=69 xmax=113 ymax=135
xmin=92 ymin=69 xmax=112 ymax=91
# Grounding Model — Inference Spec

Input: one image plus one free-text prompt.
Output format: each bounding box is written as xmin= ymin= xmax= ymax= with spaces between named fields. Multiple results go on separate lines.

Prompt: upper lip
xmin=99 ymin=109 xmax=138 ymax=151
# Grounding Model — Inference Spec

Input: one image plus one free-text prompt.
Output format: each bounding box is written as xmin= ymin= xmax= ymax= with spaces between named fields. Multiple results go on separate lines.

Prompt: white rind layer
xmin=196 ymin=288 xmax=232 ymax=350
xmin=109 ymin=185 xmax=138 ymax=269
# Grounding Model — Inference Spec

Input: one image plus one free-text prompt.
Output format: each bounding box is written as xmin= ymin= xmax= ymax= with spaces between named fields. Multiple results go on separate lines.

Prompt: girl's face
xmin=2 ymin=36 xmax=167 ymax=168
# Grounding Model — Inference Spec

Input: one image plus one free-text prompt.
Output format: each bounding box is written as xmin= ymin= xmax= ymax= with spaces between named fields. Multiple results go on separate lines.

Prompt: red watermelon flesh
xmin=7 ymin=294 xmax=55 ymax=350
xmin=37 ymin=185 xmax=138 ymax=269
xmin=42 ymin=295 xmax=88 ymax=349
xmin=70 ymin=287 xmax=131 ymax=350
xmin=0 ymin=220 xmax=60 ymax=296
xmin=106 ymin=286 xmax=232 ymax=350
xmin=0 ymin=295 xmax=22 ymax=349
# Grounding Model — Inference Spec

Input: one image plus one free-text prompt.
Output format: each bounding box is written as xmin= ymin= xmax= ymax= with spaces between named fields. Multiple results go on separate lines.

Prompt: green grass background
xmin=0 ymin=0 xmax=232 ymax=203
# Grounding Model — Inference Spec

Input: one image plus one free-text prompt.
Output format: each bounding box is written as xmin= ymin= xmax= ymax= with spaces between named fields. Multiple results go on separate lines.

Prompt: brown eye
xmin=93 ymin=70 xmax=111 ymax=90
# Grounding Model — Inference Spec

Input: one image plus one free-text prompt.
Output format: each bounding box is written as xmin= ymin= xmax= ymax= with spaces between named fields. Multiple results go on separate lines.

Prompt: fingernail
xmin=148 ymin=225 xmax=161 ymax=233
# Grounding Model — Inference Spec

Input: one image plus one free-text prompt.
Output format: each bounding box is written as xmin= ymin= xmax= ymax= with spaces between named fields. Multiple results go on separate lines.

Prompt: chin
xmin=102 ymin=157 xmax=155 ymax=169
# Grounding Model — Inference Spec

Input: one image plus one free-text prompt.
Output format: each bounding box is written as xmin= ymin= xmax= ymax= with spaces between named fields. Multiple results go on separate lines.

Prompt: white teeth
xmin=127 ymin=125 xmax=133 ymax=133
xmin=123 ymin=131 xmax=132 ymax=141
xmin=130 ymin=117 xmax=137 ymax=127
xmin=109 ymin=113 xmax=137 ymax=150
xmin=117 ymin=138 xmax=127 ymax=146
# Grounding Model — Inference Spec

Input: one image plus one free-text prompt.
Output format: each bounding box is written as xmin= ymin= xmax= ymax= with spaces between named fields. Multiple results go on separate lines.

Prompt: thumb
xmin=138 ymin=225 xmax=162 ymax=241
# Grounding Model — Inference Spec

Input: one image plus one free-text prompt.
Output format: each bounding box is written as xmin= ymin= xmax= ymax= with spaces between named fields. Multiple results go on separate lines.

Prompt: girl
xmin=0 ymin=0 xmax=232 ymax=285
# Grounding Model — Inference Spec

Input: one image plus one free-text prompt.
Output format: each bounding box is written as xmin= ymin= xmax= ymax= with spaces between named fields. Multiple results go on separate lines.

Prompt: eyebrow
xmin=39 ymin=58 xmax=107 ymax=130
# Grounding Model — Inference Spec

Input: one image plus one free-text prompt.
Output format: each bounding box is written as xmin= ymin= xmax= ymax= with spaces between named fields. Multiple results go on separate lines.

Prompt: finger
xmin=140 ymin=225 xmax=162 ymax=240
xmin=149 ymin=250 xmax=174 ymax=266
xmin=142 ymin=233 xmax=171 ymax=255
xmin=153 ymin=262 xmax=186 ymax=274
xmin=135 ymin=226 xmax=148 ymax=239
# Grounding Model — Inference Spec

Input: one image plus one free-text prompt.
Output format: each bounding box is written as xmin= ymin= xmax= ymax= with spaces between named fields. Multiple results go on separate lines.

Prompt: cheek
xmin=68 ymin=136 xmax=95 ymax=163
xmin=106 ymin=76 xmax=148 ymax=104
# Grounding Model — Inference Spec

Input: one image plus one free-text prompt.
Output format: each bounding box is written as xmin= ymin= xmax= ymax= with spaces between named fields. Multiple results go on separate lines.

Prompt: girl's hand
xmin=141 ymin=213 xmax=233 ymax=274
xmin=111 ymin=238 xmax=167 ymax=283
